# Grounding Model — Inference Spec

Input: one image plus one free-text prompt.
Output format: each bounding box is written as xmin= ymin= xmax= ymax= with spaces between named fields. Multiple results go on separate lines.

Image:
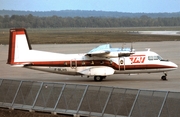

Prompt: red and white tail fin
xmin=7 ymin=28 xmax=32 ymax=65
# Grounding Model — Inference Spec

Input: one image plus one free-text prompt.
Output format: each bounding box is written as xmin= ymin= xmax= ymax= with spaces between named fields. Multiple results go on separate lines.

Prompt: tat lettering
xmin=130 ymin=55 xmax=145 ymax=63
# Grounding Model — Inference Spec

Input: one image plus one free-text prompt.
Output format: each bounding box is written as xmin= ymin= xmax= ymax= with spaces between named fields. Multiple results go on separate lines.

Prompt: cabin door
xmin=119 ymin=57 xmax=125 ymax=71
xmin=70 ymin=59 xmax=77 ymax=70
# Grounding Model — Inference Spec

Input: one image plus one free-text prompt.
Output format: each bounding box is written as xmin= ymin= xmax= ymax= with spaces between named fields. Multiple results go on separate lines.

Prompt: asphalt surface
xmin=0 ymin=41 xmax=180 ymax=91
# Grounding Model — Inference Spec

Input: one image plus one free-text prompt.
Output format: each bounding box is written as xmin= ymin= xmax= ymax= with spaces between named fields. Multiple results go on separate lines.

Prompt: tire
xmin=94 ymin=76 xmax=103 ymax=81
xmin=161 ymin=76 xmax=167 ymax=80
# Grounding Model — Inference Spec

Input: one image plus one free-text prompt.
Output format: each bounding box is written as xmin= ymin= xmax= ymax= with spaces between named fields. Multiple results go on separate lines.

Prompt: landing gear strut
xmin=94 ymin=76 xmax=106 ymax=81
xmin=161 ymin=73 xmax=167 ymax=80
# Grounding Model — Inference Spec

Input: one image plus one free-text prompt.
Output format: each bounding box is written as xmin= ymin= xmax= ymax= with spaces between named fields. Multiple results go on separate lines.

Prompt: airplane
xmin=7 ymin=28 xmax=178 ymax=81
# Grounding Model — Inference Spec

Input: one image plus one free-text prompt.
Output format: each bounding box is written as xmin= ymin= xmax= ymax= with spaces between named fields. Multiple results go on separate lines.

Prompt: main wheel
xmin=94 ymin=76 xmax=103 ymax=81
xmin=161 ymin=75 xmax=167 ymax=80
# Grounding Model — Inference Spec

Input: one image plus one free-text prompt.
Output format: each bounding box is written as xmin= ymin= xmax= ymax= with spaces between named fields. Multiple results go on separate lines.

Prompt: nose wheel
xmin=161 ymin=73 xmax=167 ymax=80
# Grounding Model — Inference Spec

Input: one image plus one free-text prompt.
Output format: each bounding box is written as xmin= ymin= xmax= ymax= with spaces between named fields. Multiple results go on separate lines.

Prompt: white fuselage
xmin=21 ymin=50 xmax=177 ymax=76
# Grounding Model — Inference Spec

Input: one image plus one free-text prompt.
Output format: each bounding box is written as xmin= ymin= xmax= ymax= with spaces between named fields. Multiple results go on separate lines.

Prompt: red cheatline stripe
xmin=12 ymin=60 xmax=175 ymax=70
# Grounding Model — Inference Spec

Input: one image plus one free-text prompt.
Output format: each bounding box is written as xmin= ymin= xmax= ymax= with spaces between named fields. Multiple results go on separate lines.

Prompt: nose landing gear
xmin=161 ymin=73 xmax=167 ymax=80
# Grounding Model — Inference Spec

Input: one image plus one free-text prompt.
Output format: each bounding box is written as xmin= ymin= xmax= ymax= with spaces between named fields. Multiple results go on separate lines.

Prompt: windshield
xmin=157 ymin=56 xmax=163 ymax=60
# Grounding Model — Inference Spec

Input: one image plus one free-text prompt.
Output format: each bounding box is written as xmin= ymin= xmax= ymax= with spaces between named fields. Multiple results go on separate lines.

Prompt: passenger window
xmin=109 ymin=60 xmax=113 ymax=65
xmin=100 ymin=61 xmax=104 ymax=64
xmin=82 ymin=61 xmax=85 ymax=65
xmin=64 ymin=62 xmax=67 ymax=65
xmin=148 ymin=56 xmax=153 ymax=60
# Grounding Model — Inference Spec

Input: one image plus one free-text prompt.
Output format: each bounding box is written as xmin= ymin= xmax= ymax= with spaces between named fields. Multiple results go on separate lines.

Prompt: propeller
xmin=118 ymin=43 xmax=135 ymax=57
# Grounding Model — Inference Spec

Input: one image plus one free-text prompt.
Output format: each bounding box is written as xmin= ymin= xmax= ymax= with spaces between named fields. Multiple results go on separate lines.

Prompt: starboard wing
xmin=86 ymin=44 xmax=111 ymax=56
xmin=86 ymin=44 xmax=134 ymax=57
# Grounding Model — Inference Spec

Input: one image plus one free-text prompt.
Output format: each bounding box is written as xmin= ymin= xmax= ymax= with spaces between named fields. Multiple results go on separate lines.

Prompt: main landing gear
xmin=94 ymin=76 xmax=106 ymax=81
xmin=161 ymin=73 xmax=167 ymax=80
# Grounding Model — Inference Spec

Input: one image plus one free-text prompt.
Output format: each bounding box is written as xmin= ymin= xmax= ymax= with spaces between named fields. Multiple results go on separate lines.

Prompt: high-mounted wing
xmin=87 ymin=44 xmax=111 ymax=56
xmin=86 ymin=44 xmax=135 ymax=58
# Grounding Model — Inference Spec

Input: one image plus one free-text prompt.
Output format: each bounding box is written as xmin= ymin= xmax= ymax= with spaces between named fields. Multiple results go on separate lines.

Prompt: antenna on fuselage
xmin=145 ymin=48 xmax=151 ymax=51
xmin=131 ymin=43 xmax=133 ymax=51
xmin=131 ymin=42 xmax=135 ymax=52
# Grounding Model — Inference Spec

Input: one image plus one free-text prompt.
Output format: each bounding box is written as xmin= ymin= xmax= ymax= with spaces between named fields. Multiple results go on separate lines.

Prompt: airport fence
xmin=0 ymin=79 xmax=180 ymax=117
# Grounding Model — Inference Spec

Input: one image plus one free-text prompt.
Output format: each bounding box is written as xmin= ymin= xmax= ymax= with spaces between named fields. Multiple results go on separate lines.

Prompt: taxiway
xmin=0 ymin=41 xmax=179 ymax=91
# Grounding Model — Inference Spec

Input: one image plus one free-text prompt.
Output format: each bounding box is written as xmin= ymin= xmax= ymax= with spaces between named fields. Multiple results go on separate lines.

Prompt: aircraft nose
xmin=171 ymin=62 xmax=178 ymax=69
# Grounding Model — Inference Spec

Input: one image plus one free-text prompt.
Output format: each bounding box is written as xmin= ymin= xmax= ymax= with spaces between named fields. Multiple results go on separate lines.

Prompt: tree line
xmin=1 ymin=10 xmax=180 ymax=18
xmin=0 ymin=14 xmax=180 ymax=28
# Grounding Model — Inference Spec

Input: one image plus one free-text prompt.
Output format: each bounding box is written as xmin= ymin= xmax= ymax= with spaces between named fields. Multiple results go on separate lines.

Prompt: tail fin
xmin=7 ymin=28 xmax=32 ymax=65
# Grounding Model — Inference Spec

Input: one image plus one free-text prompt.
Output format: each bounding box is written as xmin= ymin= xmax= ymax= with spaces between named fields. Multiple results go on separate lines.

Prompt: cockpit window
xmin=157 ymin=56 xmax=163 ymax=60
xmin=154 ymin=56 xmax=159 ymax=60
xmin=148 ymin=56 xmax=153 ymax=60
xmin=148 ymin=56 xmax=163 ymax=61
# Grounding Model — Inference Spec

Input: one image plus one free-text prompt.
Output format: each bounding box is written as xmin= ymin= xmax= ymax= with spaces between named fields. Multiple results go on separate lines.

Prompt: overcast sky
xmin=1 ymin=0 xmax=180 ymax=13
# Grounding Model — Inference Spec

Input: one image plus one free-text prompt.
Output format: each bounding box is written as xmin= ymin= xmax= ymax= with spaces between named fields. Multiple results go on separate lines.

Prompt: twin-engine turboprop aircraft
xmin=7 ymin=28 xmax=178 ymax=81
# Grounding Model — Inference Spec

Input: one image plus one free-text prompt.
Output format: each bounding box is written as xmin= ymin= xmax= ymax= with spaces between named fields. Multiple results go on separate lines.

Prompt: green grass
xmin=0 ymin=27 xmax=180 ymax=44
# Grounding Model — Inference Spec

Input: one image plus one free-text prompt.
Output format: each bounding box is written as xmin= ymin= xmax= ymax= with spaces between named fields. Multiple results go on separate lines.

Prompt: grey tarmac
xmin=0 ymin=41 xmax=179 ymax=91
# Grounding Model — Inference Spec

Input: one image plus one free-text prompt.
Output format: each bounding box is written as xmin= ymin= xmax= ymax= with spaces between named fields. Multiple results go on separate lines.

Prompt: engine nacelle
xmin=79 ymin=66 xmax=115 ymax=76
